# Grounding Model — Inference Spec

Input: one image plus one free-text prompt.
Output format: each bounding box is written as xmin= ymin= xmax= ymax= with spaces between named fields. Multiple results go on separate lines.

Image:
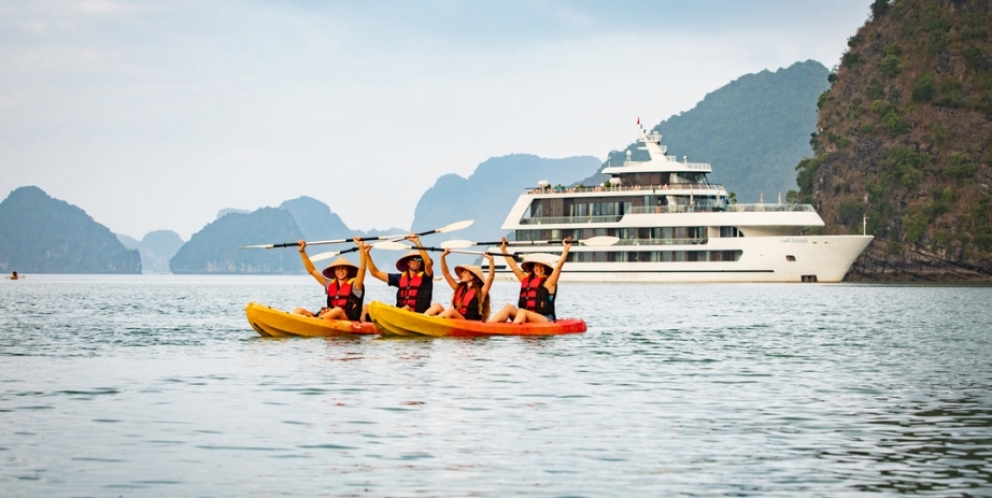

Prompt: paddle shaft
xmin=471 ymin=239 xmax=577 ymax=246
xmin=407 ymin=246 xmax=521 ymax=259
xmin=258 ymin=221 xmax=473 ymax=249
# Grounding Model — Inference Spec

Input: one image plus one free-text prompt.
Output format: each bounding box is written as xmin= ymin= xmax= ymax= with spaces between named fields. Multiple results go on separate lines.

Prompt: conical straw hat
xmin=520 ymin=253 xmax=560 ymax=273
xmin=454 ymin=264 xmax=484 ymax=283
xmin=321 ymin=257 xmax=359 ymax=279
xmin=395 ymin=250 xmax=425 ymax=272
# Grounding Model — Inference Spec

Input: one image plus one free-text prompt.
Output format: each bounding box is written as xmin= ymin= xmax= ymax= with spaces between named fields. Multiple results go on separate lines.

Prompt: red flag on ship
xmin=636 ymin=117 xmax=640 ymax=125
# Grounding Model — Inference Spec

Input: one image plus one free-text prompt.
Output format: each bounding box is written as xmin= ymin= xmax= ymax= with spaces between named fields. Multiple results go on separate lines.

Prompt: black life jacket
xmin=453 ymin=283 xmax=481 ymax=321
xmin=518 ymin=274 xmax=556 ymax=319
xmin=326 ymin=278 xmax=363 ymax=321
xmin=397 ymin=271 xmax=433 ymax=313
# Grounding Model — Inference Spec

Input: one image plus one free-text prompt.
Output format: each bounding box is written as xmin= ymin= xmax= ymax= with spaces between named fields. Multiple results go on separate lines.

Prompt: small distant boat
xmin=368 ymin=301 xmax=587 ymax=338
xmin=245 ymin=302 xmax=379 ymax=337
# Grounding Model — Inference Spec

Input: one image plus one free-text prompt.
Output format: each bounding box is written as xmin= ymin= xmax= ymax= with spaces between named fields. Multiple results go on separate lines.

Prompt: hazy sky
xmin=1 ymin=0 xmax=873 ymax=240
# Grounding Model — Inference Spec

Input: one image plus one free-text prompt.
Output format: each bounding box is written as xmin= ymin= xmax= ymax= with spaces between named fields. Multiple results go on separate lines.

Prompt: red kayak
xmin=368 ymin=301 xmax=586 ymax=337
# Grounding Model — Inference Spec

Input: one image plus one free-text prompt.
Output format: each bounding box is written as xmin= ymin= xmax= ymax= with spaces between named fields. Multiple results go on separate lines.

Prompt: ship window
xmin=786 ymin=255 xmax=796 ymax=262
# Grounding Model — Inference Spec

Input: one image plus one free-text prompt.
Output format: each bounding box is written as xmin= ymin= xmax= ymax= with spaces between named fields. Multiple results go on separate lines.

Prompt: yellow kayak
xmin=368 ymin=301 xmax=587 ymax=338
xmin=245 ymin=302 xmax=380 ymax=337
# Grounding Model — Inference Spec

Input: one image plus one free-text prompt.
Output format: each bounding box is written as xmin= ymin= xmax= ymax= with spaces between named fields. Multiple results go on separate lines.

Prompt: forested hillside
xmin=799 ymin=0 xmax=992 ymax=280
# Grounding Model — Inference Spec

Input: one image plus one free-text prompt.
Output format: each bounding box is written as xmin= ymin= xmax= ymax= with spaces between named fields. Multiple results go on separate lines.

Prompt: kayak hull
xmin=245 ymin=302 xmax=380 ymax=337
xmin=368 ymin=301 xmax=586 ymax=337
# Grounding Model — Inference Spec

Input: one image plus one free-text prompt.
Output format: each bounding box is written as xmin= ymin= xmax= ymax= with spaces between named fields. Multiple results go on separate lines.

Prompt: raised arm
xmin=439 ymin=248 xmax=458 ymax=291
xmin=481 ymin=253 xmax=495 ymax=298
xmin=545 ymin=237 xmax=572 ymax=293
xmin=408 ymin=234 xmax=433 ymax=277
xmin=364 ymin=242 xmax=388 ymax=283
xmin=353 ymin=237 xmax=367 ymax=291
xmin=500 ymin=237 xmax=526 ymax=281
xmin=298 ymin=241 xmax=328 ymax=286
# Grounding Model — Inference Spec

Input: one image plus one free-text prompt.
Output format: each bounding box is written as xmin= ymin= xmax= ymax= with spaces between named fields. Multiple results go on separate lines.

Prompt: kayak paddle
xmin=440 ymin=235 xmax=619 ymax=249
xmin=307 ymin=246 xmax=360 ymax=262
xmin=237 ymin=219 xmax=475 ymax=250
xmin=370 ymin=241 xmax=523 ymax=259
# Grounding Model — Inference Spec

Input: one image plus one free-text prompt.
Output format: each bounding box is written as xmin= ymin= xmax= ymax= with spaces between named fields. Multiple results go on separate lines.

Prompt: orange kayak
xmin=368 ymin=301 xmax=586 ymax=338
xmin=245 ymin=302 xmax=380 ymax=337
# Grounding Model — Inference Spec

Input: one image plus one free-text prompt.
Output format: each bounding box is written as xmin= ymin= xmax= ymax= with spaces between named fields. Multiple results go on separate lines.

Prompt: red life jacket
xmin=453 ymin=283 xmax=478 ymax=319
xmin=326 ymin=278 xmax=363 ymax=320
xmin=518 ymin=274 xmax=556 ymax=319
xmin=398 ymin=271 xmax=425 ymax=310
xmin=326 ymin=278 xmax=354 ymax=309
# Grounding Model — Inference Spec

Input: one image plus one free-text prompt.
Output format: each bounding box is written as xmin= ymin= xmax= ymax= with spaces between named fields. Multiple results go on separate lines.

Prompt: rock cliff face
xmin=800 ymin=0 xmax=992 ymax=281
xmin=0 ymin=186 xmax=141 ymax=273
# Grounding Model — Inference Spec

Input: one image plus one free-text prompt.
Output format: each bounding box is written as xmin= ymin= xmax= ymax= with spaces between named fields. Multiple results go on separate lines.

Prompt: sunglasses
xmin=410 ymin=257 xmax=423 ymax=262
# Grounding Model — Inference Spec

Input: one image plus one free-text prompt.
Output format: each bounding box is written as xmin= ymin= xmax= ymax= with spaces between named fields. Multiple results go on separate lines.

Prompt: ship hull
xmin=495 ymin=235 xmax=873 ymax=283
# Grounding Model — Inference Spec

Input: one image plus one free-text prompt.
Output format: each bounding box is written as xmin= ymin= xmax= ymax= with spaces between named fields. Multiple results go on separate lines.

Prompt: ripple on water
xmin=1 ymin=277 xmax=991 ymax=496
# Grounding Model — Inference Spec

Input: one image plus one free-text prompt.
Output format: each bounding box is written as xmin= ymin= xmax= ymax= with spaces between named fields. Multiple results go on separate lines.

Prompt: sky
xmin=0 ymin=0 xmax=874 ymax=240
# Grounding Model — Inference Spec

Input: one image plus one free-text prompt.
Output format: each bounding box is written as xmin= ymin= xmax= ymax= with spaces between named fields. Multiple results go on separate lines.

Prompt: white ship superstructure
xmin=496 ymin=130 xmax=873 ymax=283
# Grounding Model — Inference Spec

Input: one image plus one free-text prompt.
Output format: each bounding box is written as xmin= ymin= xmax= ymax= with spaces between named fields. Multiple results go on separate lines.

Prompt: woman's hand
xmin=500 ymin=236 xmax=509 ymax=253
xmin=297 ymin=240 xmax=306 ymax=253
xmin=484 ymin=253 xmax=494 ymax=264
xmin=442 ymin=248 xmax=451 ymax=257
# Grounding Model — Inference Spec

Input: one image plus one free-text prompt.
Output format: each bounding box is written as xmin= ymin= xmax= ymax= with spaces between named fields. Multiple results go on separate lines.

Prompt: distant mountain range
xmin=170 ymin=197 xmax=408 ymax=274
xmin=0 ymin=61 xmax=839 ymax=274
xmin=0 ymin=186 xmax=140 ymax=274
xmin=412 ymin=154 xmax=602 ymax=245
xmin=117 ymin=230 xmax=184 ymax=274
xmin=581 ymin=60 xmax=830 ymax=203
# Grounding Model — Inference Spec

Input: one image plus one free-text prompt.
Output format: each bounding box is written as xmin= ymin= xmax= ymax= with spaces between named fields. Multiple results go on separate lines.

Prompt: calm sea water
xmin=1 ymin=275 xmax=991 ymax=497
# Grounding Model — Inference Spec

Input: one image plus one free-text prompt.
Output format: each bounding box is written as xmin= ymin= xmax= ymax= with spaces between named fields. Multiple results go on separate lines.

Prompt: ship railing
xmin=724 ymin=203 xmax=816 ymax=212
xmin=626 ymin=204 xmax=721 ymax=214
xmin=614 ymin=238 xmax=708 ymax=246
xmin=525 ymin=183 xmax=726 ymax=195
xmin=520 ymin=215 xmax=623 ymax=225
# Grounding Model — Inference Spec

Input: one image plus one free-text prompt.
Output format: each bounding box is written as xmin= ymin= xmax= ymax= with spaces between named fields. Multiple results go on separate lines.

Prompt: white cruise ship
xmin=495 ymin=130 xmax=873 ymax=283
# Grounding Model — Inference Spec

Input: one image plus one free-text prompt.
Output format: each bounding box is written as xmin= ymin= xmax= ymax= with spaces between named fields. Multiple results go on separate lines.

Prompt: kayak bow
xmin=245 ymin=302 xmax=380 ymax=337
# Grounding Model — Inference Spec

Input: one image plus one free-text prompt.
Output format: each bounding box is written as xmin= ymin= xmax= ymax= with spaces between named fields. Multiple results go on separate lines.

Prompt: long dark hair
xmin=453 ymin=278 xmax=490 ymax=321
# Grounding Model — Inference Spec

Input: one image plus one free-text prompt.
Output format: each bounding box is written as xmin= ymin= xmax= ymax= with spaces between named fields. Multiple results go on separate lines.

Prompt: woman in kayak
xmin=364 ymin=234 xmax=434 ymax=313
xmin=292 ymin=236 xmax=367 ymax=321
xmin=488 ymin=236 xmax=572 ymax=324
xmin=425 ymin=249 xmax=495 ymax=321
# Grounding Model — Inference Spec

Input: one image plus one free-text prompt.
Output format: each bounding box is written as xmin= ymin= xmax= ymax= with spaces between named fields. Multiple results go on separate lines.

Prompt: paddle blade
xmin=582 ymin=236 xmax=620 ymax=246
xmin=237 ymin=244 xmax=274 ymax=250
xmin=310 ymin=250 xmax=340 ymax=262
xmin=434 ymin=219 xmax=474 ymax=233
xmin=440 ymin=239 xmax=475 ymax=249
xmin=373 ymin=241 xmax=410 ymax=251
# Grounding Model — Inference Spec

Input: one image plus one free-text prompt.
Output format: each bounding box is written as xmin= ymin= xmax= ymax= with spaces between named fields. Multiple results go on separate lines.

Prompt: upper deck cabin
xmin=601 ymin=130 xmax=714 ymax=189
